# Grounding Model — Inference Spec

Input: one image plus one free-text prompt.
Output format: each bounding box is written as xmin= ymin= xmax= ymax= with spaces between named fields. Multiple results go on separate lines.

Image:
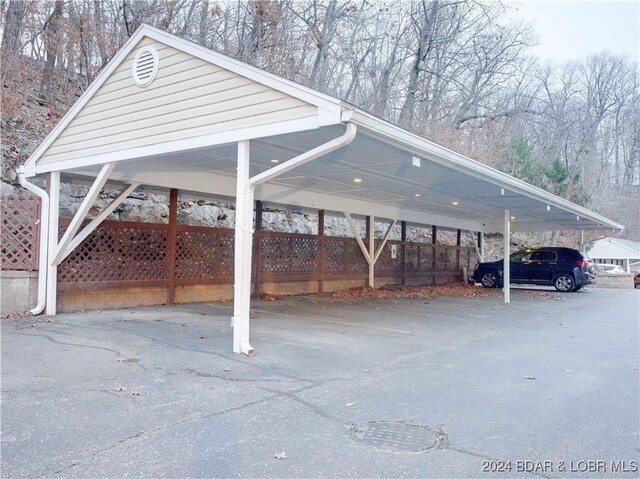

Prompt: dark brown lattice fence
xmin=52 ymin=218 xmax=472 ymax=294
xmin=58 ymin=220 xmax=168 ymax=289
xmin=259 ymin=232 xmax=319 ymax=279
xmin=324 ymin=236 xmax=368 ymax=275
xmin=176 ymin=227 xmax=234 ymax=280
xmin=1 ymin=193 xmax=41 ymax=271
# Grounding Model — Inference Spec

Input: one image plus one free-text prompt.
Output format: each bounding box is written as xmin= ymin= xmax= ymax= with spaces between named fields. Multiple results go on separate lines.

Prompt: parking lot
xmin=2 ymin=287 xmax=639 ymax=478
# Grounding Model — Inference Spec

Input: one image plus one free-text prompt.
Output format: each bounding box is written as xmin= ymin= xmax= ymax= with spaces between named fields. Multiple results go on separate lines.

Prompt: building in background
xmin=586 ymin=238 xmax=640 ymax=273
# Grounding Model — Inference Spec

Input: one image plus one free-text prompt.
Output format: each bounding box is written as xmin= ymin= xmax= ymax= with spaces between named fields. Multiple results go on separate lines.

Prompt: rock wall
xmin=2 ymin=181 xmax=468 ymax=245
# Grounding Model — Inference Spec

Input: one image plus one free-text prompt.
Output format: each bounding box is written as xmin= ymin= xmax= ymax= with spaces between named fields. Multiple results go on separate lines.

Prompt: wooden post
xmin=456 ymin=228 xmax=462 ymax=271
xmin=252 ymin=200 xmax=263 ymax=299
xmin=166 ymin=188 xmax=178 ymax=305
xmin=318 ymin=209 xmax=325 ymax=293
xmin=401 ymin=221 xmax=407 ymax=285
xmin=431 ymin=225 xmax=437 ymax=285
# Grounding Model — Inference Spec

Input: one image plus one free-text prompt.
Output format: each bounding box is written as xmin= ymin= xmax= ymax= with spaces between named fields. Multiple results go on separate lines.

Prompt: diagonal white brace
xmin=59 ymin=182 xmax=140 ymax=263
xmin=373 ymin=220 xmax=397 ymax=264
xmin=344 ymin=212 xmax=372 ymax=263
xmin=470 ymin=231 xmax=481 ymax=263
xmin=51 ymin=163 xmax=115 ymax=266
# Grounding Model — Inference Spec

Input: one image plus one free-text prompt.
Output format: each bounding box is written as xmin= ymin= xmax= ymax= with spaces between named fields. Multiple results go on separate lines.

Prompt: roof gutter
xmin=348 ymin=110 xmax=624 ymax=231
xmin=17 ymin=166 xmax=49 ymax=315
xmin=249 ymin=122 xmax=357 ymax=187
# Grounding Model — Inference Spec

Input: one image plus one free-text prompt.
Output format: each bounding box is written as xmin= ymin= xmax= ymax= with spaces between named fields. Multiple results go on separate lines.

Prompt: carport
xmin=19 ymin=25 xmax=623 ymax=355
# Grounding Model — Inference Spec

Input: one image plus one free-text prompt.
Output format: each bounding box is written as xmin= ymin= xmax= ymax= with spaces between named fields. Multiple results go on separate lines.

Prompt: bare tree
xmin=38 ymin=0 xmax=64 ymax=102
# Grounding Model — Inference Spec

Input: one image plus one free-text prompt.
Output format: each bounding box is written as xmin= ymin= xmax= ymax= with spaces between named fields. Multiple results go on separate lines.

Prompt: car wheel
xmin=480 ymin=272 xmax=498 ymax=288
xmin=635 ymin=283 xmax=640 ymax=289
xmin=554 ymin=274 xmax=575 ymax=292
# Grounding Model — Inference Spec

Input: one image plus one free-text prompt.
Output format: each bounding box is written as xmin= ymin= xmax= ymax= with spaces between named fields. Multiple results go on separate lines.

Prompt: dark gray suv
xmin=472 ymin=247 xmax=593 ymax=292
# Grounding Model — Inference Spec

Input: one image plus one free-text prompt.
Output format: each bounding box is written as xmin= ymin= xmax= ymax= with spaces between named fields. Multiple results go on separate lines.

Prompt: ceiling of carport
xmin=66 ymin=124 xmax=621 ymax=233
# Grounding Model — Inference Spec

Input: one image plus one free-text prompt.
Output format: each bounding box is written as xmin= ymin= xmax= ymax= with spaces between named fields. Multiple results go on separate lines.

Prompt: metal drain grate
xmin=350 ymin=422 xmax=437 ymax=452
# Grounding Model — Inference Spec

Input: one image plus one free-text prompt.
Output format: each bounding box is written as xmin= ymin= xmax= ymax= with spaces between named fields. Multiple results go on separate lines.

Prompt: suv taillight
xmin=577 ymin=259 xmax=590 ymax=268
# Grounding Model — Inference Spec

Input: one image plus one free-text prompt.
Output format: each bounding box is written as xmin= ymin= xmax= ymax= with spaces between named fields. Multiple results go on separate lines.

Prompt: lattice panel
xmin=446 ymin=247 xmax=459 ymax=270
xmin=374 ymin=241 xmax=403 ymax=276
xmin=1 ymin=193 xmax=41 ymax=271
xmin=176 ymin=229 xmax=234 ymax=279
xmin=58 ymin=226 xmax=167 ymax=282
xmin=405 ymin=244 xmax=435 ymax=272
xmin=324 ymin=237 xmax=368 ymax=275
xmin=260 ymin=234 xmax=318 ymax=276
xmin=435 ymin=247 xmax=447 ymax=271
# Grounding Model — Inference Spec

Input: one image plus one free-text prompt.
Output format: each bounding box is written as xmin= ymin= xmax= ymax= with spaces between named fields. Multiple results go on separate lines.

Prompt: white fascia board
xmin=482 ymin=218 xmax=618 ymax=234
xmin=34 ymin=116 xmax=326 ymax=175
xmin=142 ymin=25 xmax=343 ymax=125
xmin=23 ymin=27 xmax=149 ymax=177
xmin=349 ymin=110 xmax=624 ymax=231
xmin=79 ymin=168 xmax=484 ymax=231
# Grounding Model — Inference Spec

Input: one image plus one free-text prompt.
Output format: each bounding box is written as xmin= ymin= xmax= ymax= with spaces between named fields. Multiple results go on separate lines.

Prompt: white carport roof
xmin=21 ymin=24 xmax=625 ymax=354
xmin=23 ymin=24 xmax=623 ymax=235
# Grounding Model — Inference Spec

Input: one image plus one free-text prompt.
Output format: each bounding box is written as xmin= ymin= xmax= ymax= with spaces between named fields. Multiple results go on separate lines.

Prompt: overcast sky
xmin=506 ymin=0 xmax=639 ymax=64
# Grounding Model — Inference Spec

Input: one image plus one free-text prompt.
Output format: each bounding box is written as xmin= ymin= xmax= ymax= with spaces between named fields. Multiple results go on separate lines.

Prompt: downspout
xmin=233 ymin=122 xmax=357 ymax=356
xmin=249 ymin=123 xmax=357 ymax=187
xmin=17 ymin=166 xmax=49 ymax=315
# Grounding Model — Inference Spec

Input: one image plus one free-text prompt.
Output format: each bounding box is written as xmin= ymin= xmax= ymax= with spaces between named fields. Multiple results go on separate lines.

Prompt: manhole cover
xmin=350 ymin=421 xmax=438 ymax=452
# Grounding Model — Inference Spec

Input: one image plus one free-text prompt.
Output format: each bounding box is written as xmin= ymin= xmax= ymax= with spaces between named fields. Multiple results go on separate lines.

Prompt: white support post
xmin=60 ymin=183 xmax=139 ymax=263
xmin=480 ymin=232 xmax=485 ymax=263
xmin=229 ymin=123 xmax=356 ymax=355
xmin=46 ymin=172 xmax=60 ymax=316
xmin=504 ymin=209 xmax=510 ymax=304
xmin=368 ymin=216 xmax=375 ymax=287
xmin=232 ymin=140 xmax=255 ymax=356
xmin=52 ymin=163 xmax=115 ymax=266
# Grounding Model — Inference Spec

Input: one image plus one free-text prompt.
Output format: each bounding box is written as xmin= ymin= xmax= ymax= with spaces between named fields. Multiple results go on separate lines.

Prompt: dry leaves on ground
xmin=332 ymin=283 xmax=571 ymax=301
xmin=260 ymin=292 xmax=282 ymax=301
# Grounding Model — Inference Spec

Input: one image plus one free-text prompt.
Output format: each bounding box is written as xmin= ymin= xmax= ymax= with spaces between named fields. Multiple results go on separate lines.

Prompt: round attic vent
xmin=132 ymin=47 xmax=159 ymax=87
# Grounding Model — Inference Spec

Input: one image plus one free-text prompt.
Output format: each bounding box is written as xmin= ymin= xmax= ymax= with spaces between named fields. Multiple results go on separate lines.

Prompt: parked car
xmin=635 ymin=274 xmax=640 ymax=289
xmin=594 ymin=263 xmax=626 ymax=274
xmin=472 ymin=247 xmax=593 ymax=292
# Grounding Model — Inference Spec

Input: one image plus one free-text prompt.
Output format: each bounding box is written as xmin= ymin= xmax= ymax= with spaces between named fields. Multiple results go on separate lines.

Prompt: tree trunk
xmin=1 ymin=0 xmax=25 ymax=59
xmin=309 ymin=0 xmax=337 ymax=91
xmin=398 ymin=0 xmax=439 ymax=128
xmin=38 ymin=0 xmax=64 ymax=103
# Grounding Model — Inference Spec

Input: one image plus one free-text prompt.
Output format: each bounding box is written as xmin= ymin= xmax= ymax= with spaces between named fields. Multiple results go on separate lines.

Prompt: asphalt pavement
xmin=2 ymin=287 xmax=638 ymax=478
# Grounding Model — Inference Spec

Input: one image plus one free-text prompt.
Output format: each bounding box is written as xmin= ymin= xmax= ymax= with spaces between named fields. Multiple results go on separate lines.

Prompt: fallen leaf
xmin=346 ymin=402 xmax=355 ymax=407
xmin=132 ymin=391 xmax=142 ymax=396
xmin=115 ymin=386 xmax=127 ymax=392
xmin=223 ymin=366 xmax=231 ymax=372
xmin=273 ymin=451 xmax=288 ymax=460
xmin=524 ymin=375 xmax=536 ymax=380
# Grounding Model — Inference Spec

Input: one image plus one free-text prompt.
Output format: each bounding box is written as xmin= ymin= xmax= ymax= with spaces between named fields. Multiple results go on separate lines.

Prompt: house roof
xmin=586 ymin=238 xmax=640 ymax=259
xmin=23 ymin=24 xmax=624 ymax=234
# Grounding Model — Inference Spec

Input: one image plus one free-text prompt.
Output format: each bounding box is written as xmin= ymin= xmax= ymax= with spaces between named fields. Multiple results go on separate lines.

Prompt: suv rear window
xmin=531 ymin=250 xmax=557 ymax=261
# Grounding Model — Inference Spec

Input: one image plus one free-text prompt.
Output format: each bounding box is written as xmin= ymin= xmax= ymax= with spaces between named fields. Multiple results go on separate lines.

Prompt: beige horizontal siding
xmin=41 ymin=107 xmax=314 ymax=163
xmin=38 ymin=37 xmax=317 ymax=165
